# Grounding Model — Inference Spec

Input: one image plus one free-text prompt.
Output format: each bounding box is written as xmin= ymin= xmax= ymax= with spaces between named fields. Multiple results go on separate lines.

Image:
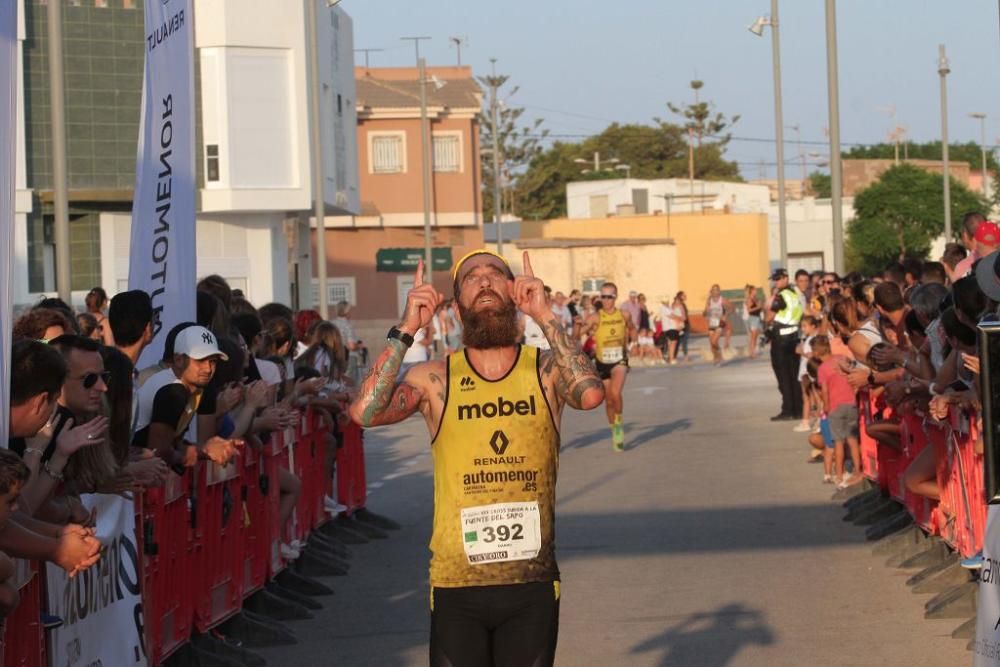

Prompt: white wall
xmin=566 ymin=178 xmax=772 ymax=220
xmin=195 ymin=0 xmax=358 ymax=215
xmin=101 ymin=212 xmax=291 ymax=308
xmin=767 ymin=197 xmax=855 ymax=271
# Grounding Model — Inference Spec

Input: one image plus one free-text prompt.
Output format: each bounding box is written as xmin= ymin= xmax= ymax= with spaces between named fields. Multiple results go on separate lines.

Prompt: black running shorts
xmin=595 ymin=359 xmax=628 ymax=381
xmin=430 ymin=581 xmax=560 ymax=667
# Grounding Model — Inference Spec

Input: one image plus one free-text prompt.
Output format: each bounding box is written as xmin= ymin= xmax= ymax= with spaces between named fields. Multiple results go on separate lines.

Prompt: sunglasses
xmin=822 ymin=280 xmax=836 ymax=285
xmin=600 ymin=295 xmax=617 ymax=300
xmin=74 ymin=371 xmax=111 ymax=389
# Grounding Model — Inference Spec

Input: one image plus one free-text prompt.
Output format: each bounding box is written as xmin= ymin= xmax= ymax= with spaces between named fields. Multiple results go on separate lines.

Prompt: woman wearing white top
xmin=659 ymin=294 xmax=685 ymax=364
xmin=703 ymin=284 xmax=733 ymax=365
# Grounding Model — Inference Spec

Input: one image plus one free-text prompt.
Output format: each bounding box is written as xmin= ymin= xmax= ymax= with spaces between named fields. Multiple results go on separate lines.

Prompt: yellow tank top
xmin=429 ymin=345 xmax=560 ymax=588
xmin=594 ymin=308 xmax=627 ymax=364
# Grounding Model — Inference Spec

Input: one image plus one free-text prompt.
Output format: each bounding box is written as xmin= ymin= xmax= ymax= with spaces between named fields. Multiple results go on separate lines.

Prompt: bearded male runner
xmin=349 ymin=250 xmax=604 ymax=667
xmin=581 ymin=283 xmax=636 ymax=451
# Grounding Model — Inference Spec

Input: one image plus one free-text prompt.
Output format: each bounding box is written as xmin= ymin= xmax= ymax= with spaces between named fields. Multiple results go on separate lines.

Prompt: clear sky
xmin=344 ymin=0 xmax=1000 ymax=180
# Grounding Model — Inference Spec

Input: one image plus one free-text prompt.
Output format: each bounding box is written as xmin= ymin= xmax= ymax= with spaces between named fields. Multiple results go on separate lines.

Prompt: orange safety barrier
xmin=337 ymin=422 xmax=367 ymax=515
xmin=193 ymin=460 xmax=245 ymax=633
xmin=858 ymin=389 xmax=883 ymax=483
xmin=2 ymin=560 xmax=45 ymax=667
xmin=895 ymin=411 xmax=939 ymax=533
xmin=141 ymin=471 xmax=196 ymax=664
xmin=0 ymin=408 xmax=356 ymax=667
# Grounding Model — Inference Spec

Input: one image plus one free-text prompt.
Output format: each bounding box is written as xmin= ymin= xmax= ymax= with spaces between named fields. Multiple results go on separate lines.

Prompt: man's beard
xmin=459 ymin=292 xmax=520 ymax=349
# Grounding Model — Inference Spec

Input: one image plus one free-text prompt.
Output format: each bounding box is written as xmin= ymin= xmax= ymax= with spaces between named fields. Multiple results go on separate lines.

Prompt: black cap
xmin=769 ymin=268 xmax=788 ymax=281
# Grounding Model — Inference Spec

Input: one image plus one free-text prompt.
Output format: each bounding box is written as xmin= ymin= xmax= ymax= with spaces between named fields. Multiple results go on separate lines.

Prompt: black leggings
xmin=430 ymin=581 xmax=560 ymax=667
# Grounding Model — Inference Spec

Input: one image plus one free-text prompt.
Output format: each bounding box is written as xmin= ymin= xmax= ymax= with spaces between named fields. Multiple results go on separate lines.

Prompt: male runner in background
xmin=581 ymin=282 xmax=636 ymax=451
xmin=349 ymin=250 xmax=604 ymax=667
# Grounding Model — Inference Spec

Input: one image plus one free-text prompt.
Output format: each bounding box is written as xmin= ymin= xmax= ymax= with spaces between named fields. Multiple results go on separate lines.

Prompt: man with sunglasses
xmin=582 ymin=283 xmax=636 ymax=451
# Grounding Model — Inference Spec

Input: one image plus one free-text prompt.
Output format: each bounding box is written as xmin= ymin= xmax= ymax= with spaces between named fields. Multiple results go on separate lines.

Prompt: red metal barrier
xmin=292 ymin=413 xmax=329 ymax=535
xmin=241 ymin=440 xmax=281 ymax=594
xmin=896 ymin=412 xmax=939 ymax=533
xmin=337 ymin=422 xmax=367 ymax=515
xmin=140 ymin=471 xmax=195 ymax=665
xmin=926 ymin=409 xmax=986 ymax=558
xmin=193 ymin=460 xmax=245 ymax=633
xmin=1 ymin=560 xmax=45 ymax=667
xmin=858 ymin=390 xmax=882 ymax=483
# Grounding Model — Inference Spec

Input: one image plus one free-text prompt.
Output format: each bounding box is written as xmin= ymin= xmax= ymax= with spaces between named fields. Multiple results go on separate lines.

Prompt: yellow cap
xmin=451 ymin=249 xmax=512 ymax=281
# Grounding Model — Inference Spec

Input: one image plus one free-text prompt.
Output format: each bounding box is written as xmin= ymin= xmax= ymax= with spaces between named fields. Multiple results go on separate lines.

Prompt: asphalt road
xmin=256 ymin=356 xmax=970 ymax=666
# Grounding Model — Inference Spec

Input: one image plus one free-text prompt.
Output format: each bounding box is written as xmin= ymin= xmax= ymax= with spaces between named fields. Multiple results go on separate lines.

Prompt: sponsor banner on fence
xmin=976 ymin=506 xmax=1000 ymax=665
xmin=0 ymin=0 xmax=17 ymax=446
xmin=46 ymin=494 xmax=146 ymax=666
xmin=128 ymin=0 xmax=196 ymax=368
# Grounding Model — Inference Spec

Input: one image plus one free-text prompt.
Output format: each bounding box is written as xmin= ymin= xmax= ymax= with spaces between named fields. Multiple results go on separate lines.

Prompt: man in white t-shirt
xmin=551 ymin=291 xmax=573 ymax=335
xmin=521 ymin=313 xmax=550 ymax=350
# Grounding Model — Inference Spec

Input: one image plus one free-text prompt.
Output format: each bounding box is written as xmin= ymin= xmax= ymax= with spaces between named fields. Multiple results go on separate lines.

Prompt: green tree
xmin=808 ymin=171 xmax=831 ymax=198
xmin=477 ymin=73 xmax=548 ymax=220
xmin=843 ymin=141 xmax=999 ymax=172
xmin=666 ymin=80 xmax=740 ymax=148
xmin=515 ymin=121 xmax=741 ymax=220
xmin=845 ymin=163 xmax=986 ymax=275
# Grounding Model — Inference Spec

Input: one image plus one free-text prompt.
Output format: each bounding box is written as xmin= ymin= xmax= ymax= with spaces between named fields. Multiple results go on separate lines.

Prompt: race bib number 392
xmin=600 ymin=347 xmax=623 ymax=364
xmin=461 ymin=501 xmax=541 ymax=565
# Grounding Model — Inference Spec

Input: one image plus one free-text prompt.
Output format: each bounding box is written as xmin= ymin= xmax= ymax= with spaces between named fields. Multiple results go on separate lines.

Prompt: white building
xmin=12 ymin=0 xmax=358 ymax=311
xmin=566 ymin=178 xmax=772 ymax=219
xmin=769 ymin=197 xmax=855 ymax=274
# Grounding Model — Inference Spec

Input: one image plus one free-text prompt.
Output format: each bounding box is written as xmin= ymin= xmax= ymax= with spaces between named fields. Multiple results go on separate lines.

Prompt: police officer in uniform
xmin=765 ymin=268 xmax=803 ymax=421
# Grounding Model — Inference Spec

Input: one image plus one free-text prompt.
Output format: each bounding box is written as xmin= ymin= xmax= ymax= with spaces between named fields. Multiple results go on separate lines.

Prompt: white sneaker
xmin=290 ymin=539 xmax=306 ymax=550
xmin=792 ymin=422 xmax=812 ymax=433
xmin=324 ymin=496 xmax=348 ymax=513
xmin=280 ymin=543 xmax=301 ymax=561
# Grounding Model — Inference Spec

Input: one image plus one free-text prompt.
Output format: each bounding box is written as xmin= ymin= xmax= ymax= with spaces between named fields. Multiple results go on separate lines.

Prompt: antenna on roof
xmin=449 ymin=36 xmax=469 ymax=66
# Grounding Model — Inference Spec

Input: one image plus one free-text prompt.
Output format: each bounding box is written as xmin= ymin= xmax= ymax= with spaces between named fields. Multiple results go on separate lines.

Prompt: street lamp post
xmin=970 ymin=112 xmax=989 ymax=201
xmin=574 ymin=152 xmax=618 ymax=173
xmin=306 ymin=0 xmax=329 ymax=316
xmin=418 ymin=57 xmax=434 ymax=283
xmin=749 ymin=1 xmax=788 ymax=268
xmin=939 ymin=45 xmax=952 ymax=240
xmin=824 ymin=0 xmax=844 ymax=275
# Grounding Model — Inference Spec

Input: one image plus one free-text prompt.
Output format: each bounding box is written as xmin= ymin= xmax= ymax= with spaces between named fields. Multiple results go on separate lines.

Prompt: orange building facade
xmin=316 ymin=66 xmax=485 ymax=327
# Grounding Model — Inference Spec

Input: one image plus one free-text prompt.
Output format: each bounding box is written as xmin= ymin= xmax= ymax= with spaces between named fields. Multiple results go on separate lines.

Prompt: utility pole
xmin=769 ymin=0 xmax=788 ymax=268
xmin=47 ymin=0 xmax=70 ymax=300
xmin=939 ymin=45 xmax=952 ymax=240
xmin=418 ymin=57 xmax=434 ymax=283
xmin=354 ymin=48 xmax=383 ymax=68
xmin=970 ymin=112 xmax=989 ymax=201
xmin=306 ymin=0 xmax=328 ymax=316
xmin=825 ymin=0 xmax=844 ymax=275
xmin=688 ymin=129 xmax=695 ymax=213
xmin=489 ymin=58 xmax=503 ymax=254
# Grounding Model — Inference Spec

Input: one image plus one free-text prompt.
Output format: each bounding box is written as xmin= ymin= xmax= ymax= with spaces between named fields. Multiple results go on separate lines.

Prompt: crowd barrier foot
xmin=304 ymin=536 xmax=353 ymax=566
xmin=265 ymin=581 xmax=324 ymax=611
xmin=866 ymin=511 xmax=916 ymax=543
xmin=294 ymin=549 xmax=350 ymax=577
xmin=924 ymin=581 xmax=978 ymax=620
xmin=163 ymin=640 xmax=243 ymax=667
xmin=851 ymin=498 xmax=902 ymax=527
xmin=885 ymin=533 xmax=936 ymax=568
xmin=953 ymin=616 xmax=977 ymax=640
xmin=353 ymin=508 xmax=402 ymax=531
xmin=897 ymin=539 xmax=951 ymax=570
xmin=244 ymin=588 xmax=314 ymax=622
xmin=275 ymin=568 xmax=335 ymax=597
xmin=335 ymin=515 xmax=389 ymax=540
xmin=219 ymin=610 xmax=297 ymax=648
xmin=308 ymin=530 xmax=353 ymax=559
xmin=842 ymin=491 xmax=888 ymax=521
xmin=843 ymin=487 xmax=883 ymax=511
xmin=907 ymin=557 xmax=967 ymax=594
xmin=317 ymin=520 xmax=370 ymax=545
xmin=191 ymin=632 xmax=267 ymax=667
xmin=831 ymin=478 xmax=875 ymax=502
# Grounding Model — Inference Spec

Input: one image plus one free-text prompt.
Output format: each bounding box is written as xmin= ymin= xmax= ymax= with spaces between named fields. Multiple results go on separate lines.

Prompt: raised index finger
xmin=414 ymin=259 xmax=424 ymax=287
xmin=522 ymin=251 xmax=534 ymax=277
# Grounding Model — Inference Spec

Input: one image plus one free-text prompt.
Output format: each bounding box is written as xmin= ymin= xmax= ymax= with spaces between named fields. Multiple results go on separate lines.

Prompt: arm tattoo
xmin=428 ymin=372 xmax=447 ymax=404
xmin=540 ymin=317 xmax=603 ymax=409
xmin=352 ymin=339 xmax=423 ymax=426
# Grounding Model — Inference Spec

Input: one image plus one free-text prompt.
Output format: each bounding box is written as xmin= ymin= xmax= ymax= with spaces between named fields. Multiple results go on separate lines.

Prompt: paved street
xmin=257 ymin=356 xmax=970 ymax=666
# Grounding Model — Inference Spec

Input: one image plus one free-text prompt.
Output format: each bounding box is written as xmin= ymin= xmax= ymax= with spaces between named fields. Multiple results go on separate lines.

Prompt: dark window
xmin=206 ymin=144 xmax=219 ymax=182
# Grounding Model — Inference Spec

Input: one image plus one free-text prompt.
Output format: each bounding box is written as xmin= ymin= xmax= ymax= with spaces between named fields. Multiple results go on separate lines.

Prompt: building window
xmin=205 ymin=144 xmax=220 ymax=182
xmin=433 ymin=134 xmax=461 ymax=173
xmin=311 ymin=277 xmax=356 ymax=308
xmin=337 ymin=94 xmax=343 ymax=116
xmin=582 ymin=277 xmax=606 ymax=294
xmin=370 ymin=133 xmax=405 ymax=174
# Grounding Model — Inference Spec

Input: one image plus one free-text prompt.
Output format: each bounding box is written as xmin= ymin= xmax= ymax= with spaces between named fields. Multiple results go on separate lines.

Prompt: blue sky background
xmin=345 ymin=0 xmax=1000 ymax=179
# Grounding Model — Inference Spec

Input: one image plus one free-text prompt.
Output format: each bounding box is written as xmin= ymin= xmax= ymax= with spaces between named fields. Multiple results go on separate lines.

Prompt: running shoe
xmin=961 ymin=552 xmax=984 ymax=570
xmin=41 ymin=613 xmax=63 ymax=631
xmin=792 ymin=422 xmax=812 ymax=433
xmin=611 ymin=420 xmax=625 ymax=452
xmin=324 ymin=495 xmax=348 ymax=514
xmin=280 ymin=543 xmax=301 ymax=561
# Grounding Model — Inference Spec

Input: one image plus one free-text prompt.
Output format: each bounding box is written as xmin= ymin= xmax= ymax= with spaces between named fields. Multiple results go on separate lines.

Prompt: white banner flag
xmin=976 ymin=506 xmax=1000 ymax=664
xmin=46 ymin=494 xmax=146 ymax=667
xmin=0 ymin=0 xmax=17 ymax=446
xmin=128 ymin=0 xmax=196 ymax=368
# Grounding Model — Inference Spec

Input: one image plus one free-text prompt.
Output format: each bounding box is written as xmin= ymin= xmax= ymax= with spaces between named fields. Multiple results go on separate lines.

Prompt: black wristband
xmin=387 ymin=326 xmax=414 ymax=347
